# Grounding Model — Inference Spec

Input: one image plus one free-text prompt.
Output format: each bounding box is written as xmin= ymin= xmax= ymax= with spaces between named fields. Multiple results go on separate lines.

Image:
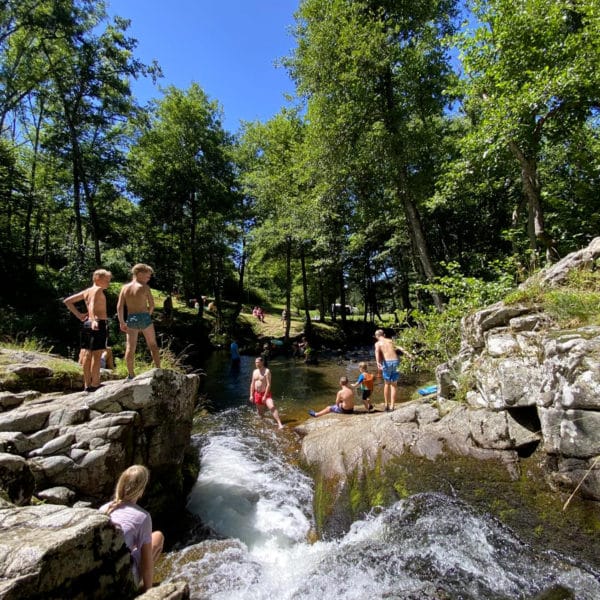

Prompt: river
xmin=158 ymin=352 xmax=600 ymax=599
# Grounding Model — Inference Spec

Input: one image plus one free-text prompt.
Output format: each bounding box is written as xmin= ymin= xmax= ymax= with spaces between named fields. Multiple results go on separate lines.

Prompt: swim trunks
xmin=253 ymin=391 xmax=272 ymax=406
xmin=382 ymin=359 xmax=400 ymax=383
xmin=361 ymin=389 xmax=372 ymax=401
xmin=80 ymin=319 xmax=108 ymax=352
xmin=126 ymin=312 xmax=152 ymax=330
xmin=330 ymin=405 xmax=354 ymax=414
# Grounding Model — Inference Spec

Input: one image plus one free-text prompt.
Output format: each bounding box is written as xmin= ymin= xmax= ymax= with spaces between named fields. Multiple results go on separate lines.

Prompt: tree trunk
xmin=235 ymin=235 xmax=246 ymax=318
xmin=300 ymin=243 xmax=312 ymax=337
xmin=398 ymin=182 xmax=443 ymax=309
xmin=508 ymin=140 xmax=557 ymax=265
xmin=189 ymin=191 xmax=200 ymax=298
xmin=24 ymin=100 xmax=44 ymax=269
xmin=285 ymin=236 xmax=292 ymax=341
xmin=380 ymin=67 xmax=442 ymax=310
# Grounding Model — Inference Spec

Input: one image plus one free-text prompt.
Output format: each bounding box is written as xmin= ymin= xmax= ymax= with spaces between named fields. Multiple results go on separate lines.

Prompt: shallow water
xmin=160 ymin=352 xmax=600 ymax=599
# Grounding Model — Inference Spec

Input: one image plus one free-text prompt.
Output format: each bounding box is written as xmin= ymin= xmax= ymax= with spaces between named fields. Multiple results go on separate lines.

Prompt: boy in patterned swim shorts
xmin=374 ymin=329 xmax=414 ymax=412
xmin=117 ymin=263 xmax=161 ymax=379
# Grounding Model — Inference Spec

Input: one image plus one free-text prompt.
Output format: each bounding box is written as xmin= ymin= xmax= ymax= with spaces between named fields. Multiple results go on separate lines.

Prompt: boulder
xmin=0 ymin=369 xmax=199 ymax=511
xmin=0 ymin=366 xmax=201 ymax=599
xmin=0 ymin=504 xmax=135 ymax=599
xmin=0 ymin=452 xmax=35 ymax=505
xmin=297 ymin=400 xmax=538 ymax=481
xmin=435 ymin=237 xmax=600 ymax=499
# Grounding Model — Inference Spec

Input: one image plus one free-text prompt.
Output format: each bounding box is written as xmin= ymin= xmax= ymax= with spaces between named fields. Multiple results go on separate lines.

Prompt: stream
xmin=159 ymin=352 xmax=600 ymax=599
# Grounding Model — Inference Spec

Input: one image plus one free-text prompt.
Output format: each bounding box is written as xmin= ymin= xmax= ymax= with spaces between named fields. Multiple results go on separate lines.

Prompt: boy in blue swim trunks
xmin=117 ymin=263 xmax=161 ymax=379
xmin=374 ymin=329 xmax=414 ymax=411
xmin=308 ymin=376 xmax=354 ymax=417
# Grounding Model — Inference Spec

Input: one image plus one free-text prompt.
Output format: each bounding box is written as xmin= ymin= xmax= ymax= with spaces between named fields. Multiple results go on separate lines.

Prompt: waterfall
xmin=162 ymin=406 xmax=600 ymax=600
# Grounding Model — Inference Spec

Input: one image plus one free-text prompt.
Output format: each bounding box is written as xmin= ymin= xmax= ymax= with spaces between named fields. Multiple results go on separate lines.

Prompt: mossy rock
xmin=0 ymin=347 xmax=83 ymax=393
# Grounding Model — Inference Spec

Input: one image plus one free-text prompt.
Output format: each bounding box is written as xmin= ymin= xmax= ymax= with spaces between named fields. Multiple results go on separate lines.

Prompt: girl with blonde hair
xmin=100 ymin=465 xmax=164 ymax=592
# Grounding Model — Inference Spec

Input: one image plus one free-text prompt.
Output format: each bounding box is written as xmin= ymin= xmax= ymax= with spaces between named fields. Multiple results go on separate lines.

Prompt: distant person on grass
xmin=374 ymin=329 xmax=414 ymax=412
xmin=308 ymin=376 xmax=354 ymax=417
xmin=117 ymin=264 xmax=161 ymax=380
xmin=249 ymin=356 xmax=284 ymax=429
xmin=64 ymin=269 xmax=112 ymax=392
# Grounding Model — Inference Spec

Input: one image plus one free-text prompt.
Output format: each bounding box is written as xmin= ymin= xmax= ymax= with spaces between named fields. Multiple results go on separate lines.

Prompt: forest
xmin=0 ymin=0 xmax=599 ymax=361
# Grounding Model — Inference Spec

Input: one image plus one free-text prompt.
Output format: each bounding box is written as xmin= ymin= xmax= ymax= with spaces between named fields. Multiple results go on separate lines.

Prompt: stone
xmin=0 ymin=452 xmax=35 ymax=505
xmin=0 ymin=504 xmax=135 ymax=599
xmin=138 ymin=580 xmax=190 ymax=600
xmin=36 ymin=485 xmax=76 ymax=506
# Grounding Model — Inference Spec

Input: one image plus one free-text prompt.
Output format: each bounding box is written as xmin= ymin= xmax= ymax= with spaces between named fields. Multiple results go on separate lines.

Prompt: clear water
xmin=161 ymin=352 xmax=600 ymax=599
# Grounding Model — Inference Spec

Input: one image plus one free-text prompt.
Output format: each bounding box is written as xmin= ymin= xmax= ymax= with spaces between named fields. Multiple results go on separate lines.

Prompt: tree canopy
xmin=1 ymin=0 xmax=598 ymax=346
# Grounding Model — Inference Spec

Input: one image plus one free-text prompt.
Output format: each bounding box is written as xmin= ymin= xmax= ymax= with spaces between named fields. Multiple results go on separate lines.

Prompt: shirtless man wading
xmin=249 ymin=357 xmax=284 ymax=429
xmin=374 ymin=329 xmax=413 ymax=411
xmin=117 ymin=263 xmax=161 ymax=379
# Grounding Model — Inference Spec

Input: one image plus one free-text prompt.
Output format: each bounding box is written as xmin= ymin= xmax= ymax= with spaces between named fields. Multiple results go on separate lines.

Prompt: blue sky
xmin=106 ymin=1 xmax=300 ymax=133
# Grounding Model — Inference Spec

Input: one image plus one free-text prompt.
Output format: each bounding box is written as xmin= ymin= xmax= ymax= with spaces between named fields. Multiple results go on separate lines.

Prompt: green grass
xmin=505 ymin=268 xmax=600 ymax=328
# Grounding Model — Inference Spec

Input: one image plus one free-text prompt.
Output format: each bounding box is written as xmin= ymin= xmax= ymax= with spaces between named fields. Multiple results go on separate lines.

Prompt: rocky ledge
xmin=0 ymin=367 xmax=198 ymax=599
xmin=296 ymin=237 xmax=600 ymax=517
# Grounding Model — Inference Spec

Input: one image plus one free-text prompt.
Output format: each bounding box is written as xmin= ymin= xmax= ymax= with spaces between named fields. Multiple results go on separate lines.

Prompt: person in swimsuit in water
xmin=117 ymin=263 xmax=161 ymax=380
xmin=249 ymin=356 xmax=284 ymax=429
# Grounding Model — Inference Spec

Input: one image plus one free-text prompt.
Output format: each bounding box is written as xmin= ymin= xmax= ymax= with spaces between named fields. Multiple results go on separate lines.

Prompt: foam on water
xmin=172 ymin=407 xmax=600 ymax=600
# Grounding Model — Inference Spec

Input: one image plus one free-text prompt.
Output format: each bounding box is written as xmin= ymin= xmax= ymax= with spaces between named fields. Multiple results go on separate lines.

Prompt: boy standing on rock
xmin=374 ymin=329 xmax=414 ymax=412
xmin=117 ymin=263 xmax=161 ymax=380
xmin=64 ymin=269 xmax=112 ymax=392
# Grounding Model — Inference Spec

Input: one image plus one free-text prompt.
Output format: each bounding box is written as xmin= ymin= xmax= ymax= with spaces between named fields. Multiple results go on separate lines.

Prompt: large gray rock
xmin=0 ymin=369 xmax=199 ymax=508
xmin=0 ymin=367 xmax=201 ymax=599
xmin=434 ymin=237 xmax=600 ymax=499
xmin=296 ymin=400 xmax=538 ymax=481
xmin=0 ymin=504 xmax=135 ymax=599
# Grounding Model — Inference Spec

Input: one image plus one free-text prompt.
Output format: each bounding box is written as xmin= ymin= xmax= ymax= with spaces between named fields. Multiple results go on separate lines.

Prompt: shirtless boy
xmin=249 ymin=356 xmax=284 ymax=429
xmin=64 ymin=269 xmax=112 ymax=392
xmin=117 ymin=264 xmax=161 ymax=379
xmin=309 ymin=376 xmax=355 ymax=417
xmin=374 ymin=329 xmax=414 ymax=411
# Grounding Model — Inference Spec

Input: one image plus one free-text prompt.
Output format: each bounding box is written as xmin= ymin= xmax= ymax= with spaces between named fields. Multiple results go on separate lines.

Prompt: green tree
xmin=40 ymin=11 xmax=156 ymax=267
xmin=238 ymin=110 xmax=315 ymax=338
xmin=456 ymin=0 xmax=600 ymax=263
xmin=287 ymin=0 xmax=459 ymax=310
xmin=127 ymin=84 xmax=238 ymax=321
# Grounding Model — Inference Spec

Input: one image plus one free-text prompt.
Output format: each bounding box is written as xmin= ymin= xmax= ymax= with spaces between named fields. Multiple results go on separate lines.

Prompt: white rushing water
xmin=165 ymin=407 xmax=600 ymax=600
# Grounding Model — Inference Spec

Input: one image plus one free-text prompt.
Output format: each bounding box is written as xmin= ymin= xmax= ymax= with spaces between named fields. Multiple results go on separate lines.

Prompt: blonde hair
xmin=104 ymin=465 xmax=149 ymax=515
xmin=358 ymin=361 xmax=368 ymax=371
xmin=132 ymin=263 xmax=153 ymax=277
xmin=93 ymin=269 xmax=112 ymax=282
